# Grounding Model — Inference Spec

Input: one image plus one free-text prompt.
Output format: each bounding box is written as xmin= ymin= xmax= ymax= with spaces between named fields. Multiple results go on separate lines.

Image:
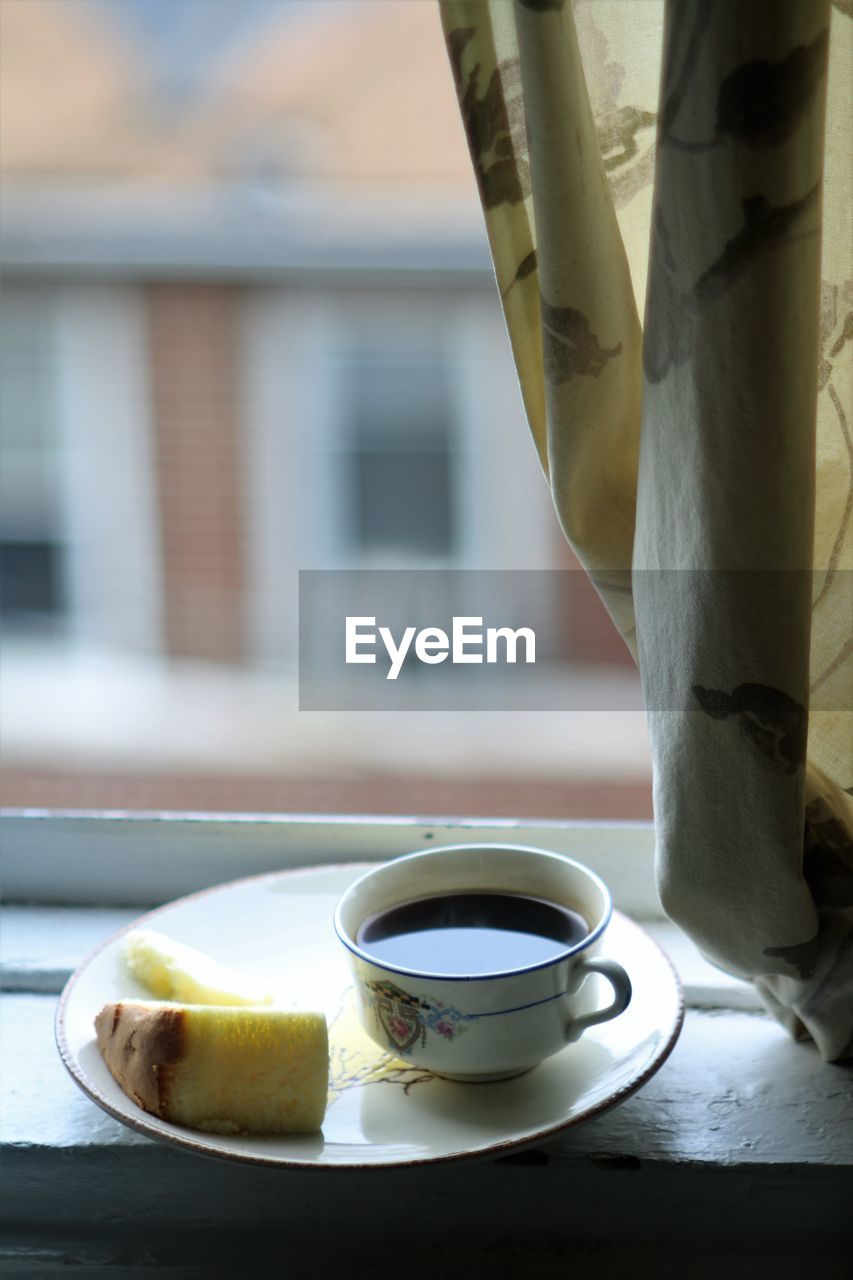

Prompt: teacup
xmin=334 ymin=843 xmax=632 ymax=1081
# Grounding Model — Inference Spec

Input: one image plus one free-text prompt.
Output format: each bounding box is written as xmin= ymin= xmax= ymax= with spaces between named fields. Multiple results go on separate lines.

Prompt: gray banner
xmin=298 ymin=569 xmax=851 ymax=713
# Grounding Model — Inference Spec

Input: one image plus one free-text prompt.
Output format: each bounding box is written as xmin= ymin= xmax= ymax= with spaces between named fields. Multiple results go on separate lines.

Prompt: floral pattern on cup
xmin=362 ymin=978 xmax=473 ymax=1055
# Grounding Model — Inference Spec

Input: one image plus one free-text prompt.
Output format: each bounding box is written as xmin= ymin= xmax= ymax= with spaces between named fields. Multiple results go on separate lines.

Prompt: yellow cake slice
xmin=95 ymin=1001 xmax=328 ymax=1135
xmin=123 ymin=928 xmax=273 ymax=1007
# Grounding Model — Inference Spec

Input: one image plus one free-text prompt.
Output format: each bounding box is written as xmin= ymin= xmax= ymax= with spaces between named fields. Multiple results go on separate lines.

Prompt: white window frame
xmin=53 ymin=284 xmax=162 ymax=654
xmin=0 ymin=809 xmax=657 ymax=911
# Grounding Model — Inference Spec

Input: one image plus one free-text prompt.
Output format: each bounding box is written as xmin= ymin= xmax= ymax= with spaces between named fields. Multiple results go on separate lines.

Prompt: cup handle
xmin=564 ymin=957 xmax=632 ymax=1043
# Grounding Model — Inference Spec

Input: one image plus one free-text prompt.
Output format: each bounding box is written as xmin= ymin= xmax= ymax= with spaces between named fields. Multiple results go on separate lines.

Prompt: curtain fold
xmin=439 ymin=0 xmax=852 ymax=1059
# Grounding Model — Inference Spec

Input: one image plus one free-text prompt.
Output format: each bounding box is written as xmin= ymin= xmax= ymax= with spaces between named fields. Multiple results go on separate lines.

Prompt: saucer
xmin=57 ymin=863 xmax=683 ymax=1168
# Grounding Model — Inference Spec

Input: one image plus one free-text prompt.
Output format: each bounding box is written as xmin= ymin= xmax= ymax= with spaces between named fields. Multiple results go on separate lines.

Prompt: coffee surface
xmin=356 ymin=891 xmax=589 ymax=976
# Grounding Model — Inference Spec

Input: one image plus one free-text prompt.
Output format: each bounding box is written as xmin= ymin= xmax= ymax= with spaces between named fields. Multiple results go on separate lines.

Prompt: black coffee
xmin=357 ymin=891 xmax=589 ymax=977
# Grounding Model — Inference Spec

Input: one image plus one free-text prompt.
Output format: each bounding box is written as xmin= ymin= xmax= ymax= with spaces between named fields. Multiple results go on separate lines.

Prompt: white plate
xmin=57 ymin=863 xmax=683 ymax=1168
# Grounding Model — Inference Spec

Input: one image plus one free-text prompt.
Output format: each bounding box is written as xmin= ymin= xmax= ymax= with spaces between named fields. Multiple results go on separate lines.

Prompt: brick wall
xmin=553 ymin=533 xmax=635 ymax=667
xmin=145 ymin=284 xmax=245 ymax=662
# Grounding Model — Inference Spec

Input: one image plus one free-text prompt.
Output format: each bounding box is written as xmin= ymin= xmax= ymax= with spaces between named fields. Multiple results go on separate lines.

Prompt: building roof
xmin=0 ymin=0 xmax=476 ymax=190
xmin=0 ymin=0 xmax=482 ymax=274
xmin=201 ymin=0 xmax=475 ymax=192
xmin=0 ymin=0 xmax=191 ymax=179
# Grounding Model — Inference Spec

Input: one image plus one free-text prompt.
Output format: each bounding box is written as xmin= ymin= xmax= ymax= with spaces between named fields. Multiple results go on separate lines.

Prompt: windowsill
xmin=1 ymin=815 xmax=851 ymax=1273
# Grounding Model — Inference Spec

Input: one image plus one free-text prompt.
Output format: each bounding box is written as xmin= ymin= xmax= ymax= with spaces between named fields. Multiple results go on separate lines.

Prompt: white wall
xmin=53 ymin=284 xmax=162 ymax=653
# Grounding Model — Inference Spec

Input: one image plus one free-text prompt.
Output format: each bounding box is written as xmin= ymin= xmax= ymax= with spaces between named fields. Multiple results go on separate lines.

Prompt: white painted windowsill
xmin=1 ymin=812 xmax=851 ymax=1276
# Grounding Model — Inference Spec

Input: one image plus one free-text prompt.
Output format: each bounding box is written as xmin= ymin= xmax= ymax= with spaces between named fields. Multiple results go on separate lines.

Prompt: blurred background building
xmin=0 ymin=0 xmax=650 ymax=818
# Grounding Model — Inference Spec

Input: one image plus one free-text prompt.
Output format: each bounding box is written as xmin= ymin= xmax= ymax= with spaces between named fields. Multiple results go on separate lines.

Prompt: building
xmin=0 ymin=0 xmax=648 ymax=817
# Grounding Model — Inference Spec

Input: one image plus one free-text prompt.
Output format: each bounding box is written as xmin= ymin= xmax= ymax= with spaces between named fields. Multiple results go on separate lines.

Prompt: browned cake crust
xmin=95 ymin=1001 xmax=185 ymax=1118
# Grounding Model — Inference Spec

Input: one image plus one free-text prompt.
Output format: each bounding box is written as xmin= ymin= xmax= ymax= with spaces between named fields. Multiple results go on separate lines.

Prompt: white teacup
xmin=334 ymin=843 xmax=632 ymax=1081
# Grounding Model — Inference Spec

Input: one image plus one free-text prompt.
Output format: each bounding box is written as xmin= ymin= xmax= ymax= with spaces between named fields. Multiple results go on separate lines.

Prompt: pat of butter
xmin=123 ymin=928 xmax=273 ymax=1007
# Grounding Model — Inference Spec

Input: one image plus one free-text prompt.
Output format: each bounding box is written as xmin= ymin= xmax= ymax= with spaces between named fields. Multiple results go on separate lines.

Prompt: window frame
xmin=0 ymin=809 xmax=658 ymax=912
xmin=240 ymin=284 xmax=561 ymax=662
xmin=0 ymin=281 xmax=162 ymax=653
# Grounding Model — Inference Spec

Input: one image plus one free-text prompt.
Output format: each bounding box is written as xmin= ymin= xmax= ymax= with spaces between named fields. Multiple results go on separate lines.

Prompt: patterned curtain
xmin=439 ymin=0 xmax=852 ymax=1059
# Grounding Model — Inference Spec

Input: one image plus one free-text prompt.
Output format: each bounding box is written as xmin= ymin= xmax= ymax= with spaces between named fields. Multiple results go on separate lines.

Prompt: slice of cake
xmin=123 ymin=929 xmax=273 ymax=1007
xmin=95 ymin=1001 xmax=328 ymax=1135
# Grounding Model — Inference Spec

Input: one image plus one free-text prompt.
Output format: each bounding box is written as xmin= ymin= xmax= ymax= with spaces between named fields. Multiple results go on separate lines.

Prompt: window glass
xmin=343 ymin=352 xmax=455 ymax=560
xmin=0 ymin=0 xmax=649 ymax=826
xmin=0 ymin=293 xmax=66 ymax=627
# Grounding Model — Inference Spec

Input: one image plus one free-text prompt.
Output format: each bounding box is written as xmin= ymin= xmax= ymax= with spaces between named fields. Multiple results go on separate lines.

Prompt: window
xmin=340 ymin=348 xmax=457 ymax=564
xmin=0 ymin=292 xmax=66 ymax=629
xmin=0 ymin=1 xmax=650 ymax=824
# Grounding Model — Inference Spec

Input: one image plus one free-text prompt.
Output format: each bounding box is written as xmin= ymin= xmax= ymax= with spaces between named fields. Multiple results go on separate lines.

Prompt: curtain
xmin=439 ymin=0 xmax=852 ymax=1060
